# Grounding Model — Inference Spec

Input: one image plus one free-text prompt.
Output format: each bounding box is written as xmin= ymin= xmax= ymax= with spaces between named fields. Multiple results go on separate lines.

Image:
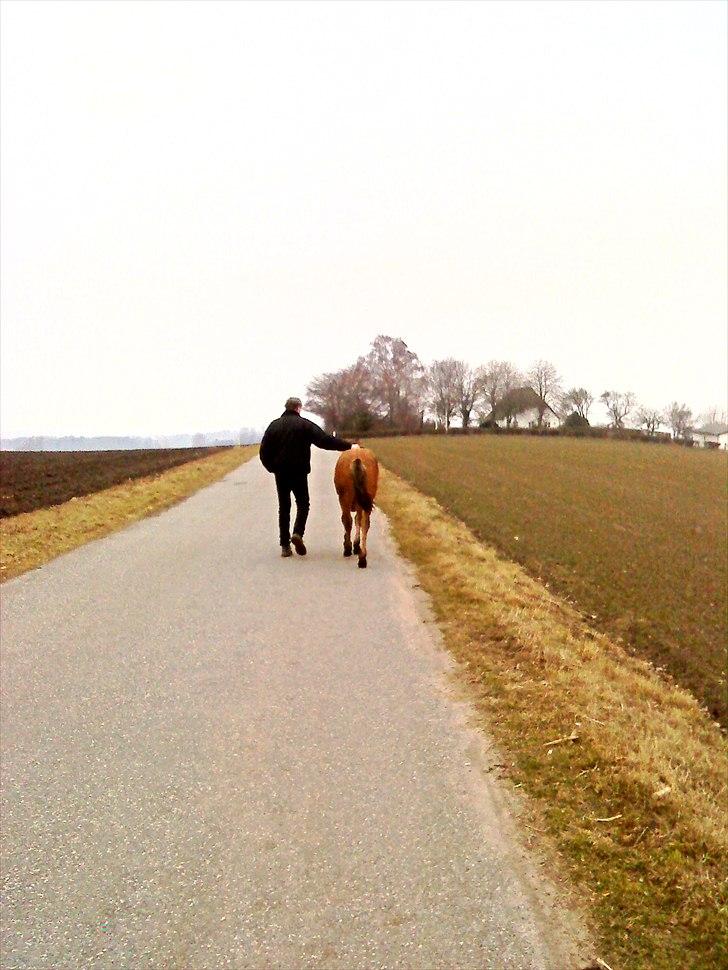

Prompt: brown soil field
xmin=0 ymin=448 xmax=229 ymax=518
xmin=368 ymin=435 xmax=728 ymax=725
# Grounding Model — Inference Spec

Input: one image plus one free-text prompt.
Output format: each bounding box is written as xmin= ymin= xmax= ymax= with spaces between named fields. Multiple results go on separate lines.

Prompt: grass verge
xmin=377 ymin=466 xmax=727 ymax=970
xmin=0 ymin=446 xmax=257 ymax=583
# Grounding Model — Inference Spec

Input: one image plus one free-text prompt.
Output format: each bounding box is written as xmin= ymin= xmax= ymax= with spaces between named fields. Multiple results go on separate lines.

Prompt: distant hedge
xmin=347 ymin=426 xmax=681 ymax=444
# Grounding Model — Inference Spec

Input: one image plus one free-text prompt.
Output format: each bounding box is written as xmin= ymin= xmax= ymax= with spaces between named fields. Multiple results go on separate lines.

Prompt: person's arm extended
xmin=308 ymin=421 xmax=353 ymax=452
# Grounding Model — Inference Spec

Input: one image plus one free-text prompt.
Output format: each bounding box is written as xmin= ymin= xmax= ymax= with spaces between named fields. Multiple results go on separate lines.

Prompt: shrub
xmin=562 ymin=411 xmax=590 ymax=429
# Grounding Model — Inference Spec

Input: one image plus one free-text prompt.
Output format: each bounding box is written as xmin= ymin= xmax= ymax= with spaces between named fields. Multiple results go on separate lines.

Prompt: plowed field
xmin=0 ymin=448 xmax=228 ymax=518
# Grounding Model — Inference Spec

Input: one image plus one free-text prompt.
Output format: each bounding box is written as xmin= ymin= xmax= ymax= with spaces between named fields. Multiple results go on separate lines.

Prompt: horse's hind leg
xmin=357 ymin=510 xmax=370 ymax=569
xmin=341 ymin=507 xmax=353 ymax=557
xmin=353 ymin=510 xmax=362 ymax=555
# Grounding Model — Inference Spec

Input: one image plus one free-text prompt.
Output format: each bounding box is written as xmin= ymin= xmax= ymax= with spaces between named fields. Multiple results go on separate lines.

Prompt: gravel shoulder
xmin=1 ymin=451 xmax=589 ymax=969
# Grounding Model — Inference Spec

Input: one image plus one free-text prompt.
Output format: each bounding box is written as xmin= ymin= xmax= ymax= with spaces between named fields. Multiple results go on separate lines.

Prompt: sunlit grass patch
xmin=376 ymin=466 xmax=728 ymax=970
xmin=0 ymin=446 xmax=256 ymax=582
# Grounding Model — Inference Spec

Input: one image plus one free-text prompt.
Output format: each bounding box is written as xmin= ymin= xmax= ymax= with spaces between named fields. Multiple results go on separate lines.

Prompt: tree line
xmin=305 ymin=335 xmax=720 ymax=438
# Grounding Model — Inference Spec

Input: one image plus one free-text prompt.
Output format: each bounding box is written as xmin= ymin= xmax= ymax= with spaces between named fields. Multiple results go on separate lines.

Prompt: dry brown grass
xmin=0 ymin=446 xmax=256 ymax=582
xmin=377 ymin=466 xmax=728 ymax=970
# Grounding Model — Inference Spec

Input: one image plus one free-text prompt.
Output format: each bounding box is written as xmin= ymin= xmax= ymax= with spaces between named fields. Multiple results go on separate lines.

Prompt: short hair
xmin=285 ymin=396 xmax=303 ymax=411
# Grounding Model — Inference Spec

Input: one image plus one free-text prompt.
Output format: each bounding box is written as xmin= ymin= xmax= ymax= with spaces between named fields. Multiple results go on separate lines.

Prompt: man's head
xmin=284 ymin=396 xmax=303 ymax=414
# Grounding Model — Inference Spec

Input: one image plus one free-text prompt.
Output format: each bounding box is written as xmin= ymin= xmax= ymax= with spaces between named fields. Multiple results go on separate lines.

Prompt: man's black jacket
xmin=259 ymin=410 xmax=352 ymax=475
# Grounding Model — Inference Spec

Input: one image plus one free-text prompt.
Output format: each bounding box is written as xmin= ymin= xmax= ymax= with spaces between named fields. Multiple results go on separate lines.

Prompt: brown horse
xmin=334 ymin=447 xmax=379 ymax=568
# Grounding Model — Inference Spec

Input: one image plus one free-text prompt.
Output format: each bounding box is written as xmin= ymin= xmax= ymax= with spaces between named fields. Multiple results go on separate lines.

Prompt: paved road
xmin=1 ymin=451 xmax=586 ymax=969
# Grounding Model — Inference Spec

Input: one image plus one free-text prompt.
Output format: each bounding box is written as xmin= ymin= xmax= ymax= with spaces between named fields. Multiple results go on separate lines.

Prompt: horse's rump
xmin=335 ymin=448 xmax=379 ymax=511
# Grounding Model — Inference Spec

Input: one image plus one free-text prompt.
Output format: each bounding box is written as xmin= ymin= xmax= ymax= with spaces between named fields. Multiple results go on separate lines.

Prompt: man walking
xmin=259 ymin=397 xmax=353 ymax=557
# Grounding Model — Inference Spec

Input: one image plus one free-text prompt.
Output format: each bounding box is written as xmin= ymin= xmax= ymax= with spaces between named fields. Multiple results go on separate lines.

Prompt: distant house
xmin=692 ymin=423 xmax=728 ymax=450
xmin=484 ymin=387 xmax=561 ymax=429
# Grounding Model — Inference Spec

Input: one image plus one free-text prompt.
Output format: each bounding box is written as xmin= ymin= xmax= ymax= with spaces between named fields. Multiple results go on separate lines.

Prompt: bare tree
xmin=479 ymin=360 xmax=520 ymax=421
xmin=308 ymin=336 xmax=428 ymax=432
xmin=635 ymin=406 xmax=662 ymax=435
xmin=428 ymin=359 xmax=462 ymax=432
xmin=306 ymin=361 xmax=377 ymax=432
xmin=562 ymin=387 xmax=594 ymax=421
xmin=306 ymin=371 xmax=348 ymax=431
xmin=526 ymin=360 xmax=562 ymax=427
xmin=600 ymin=390 xmax=636 ymax=429
xmin=338 ymin=360 xmax=377 ymax=431
xmin=665 ymin=402 xmax=693 ymax=439
xmin=365 ymin=335 xmax=426 ymax=429
xmin=451 ymin=361 xmax=483 ymax=429
xmin=697 ymin=407 xmax=728 ymax=427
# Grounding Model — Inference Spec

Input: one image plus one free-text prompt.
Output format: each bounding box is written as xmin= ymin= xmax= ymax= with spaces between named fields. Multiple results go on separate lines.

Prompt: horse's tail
xmin=351 ymin=457 xmax=373 ymax=512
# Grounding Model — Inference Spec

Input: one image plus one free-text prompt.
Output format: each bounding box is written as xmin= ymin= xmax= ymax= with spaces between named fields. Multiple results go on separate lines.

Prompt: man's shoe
xmin=291 ymin=534 xmax=307 ymax=556
xmin=281 ymin=545 xmax=293 ymax=558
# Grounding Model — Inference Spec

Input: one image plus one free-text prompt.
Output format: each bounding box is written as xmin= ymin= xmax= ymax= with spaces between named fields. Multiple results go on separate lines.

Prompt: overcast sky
xmin=1 ymin=0 xmax=726 ymax=436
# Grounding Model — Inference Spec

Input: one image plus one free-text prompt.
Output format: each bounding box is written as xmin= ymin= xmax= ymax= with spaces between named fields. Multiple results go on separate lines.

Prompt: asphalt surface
xmin=1 ymin=451 xmax=586 ymax=969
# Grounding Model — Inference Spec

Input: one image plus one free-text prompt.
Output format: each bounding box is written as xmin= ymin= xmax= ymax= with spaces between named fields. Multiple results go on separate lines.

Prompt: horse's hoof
xmin=343 ymin=545 xmax=352 ymax=557
xmin=353 ymin=540 xmax=361 ymax=554
xmin=357 ymin=557 xmax=367 ymax=569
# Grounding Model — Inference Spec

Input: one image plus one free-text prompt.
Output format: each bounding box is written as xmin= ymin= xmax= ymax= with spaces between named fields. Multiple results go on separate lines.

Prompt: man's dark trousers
xmin=274 ymin=471 xmax=310 ymax=547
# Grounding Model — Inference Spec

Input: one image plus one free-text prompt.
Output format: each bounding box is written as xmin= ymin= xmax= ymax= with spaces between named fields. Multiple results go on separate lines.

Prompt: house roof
xmin=695 ymin=423 xmax=728 ymax=436
xmin=487 ymin=387 xmax=558 ymax=421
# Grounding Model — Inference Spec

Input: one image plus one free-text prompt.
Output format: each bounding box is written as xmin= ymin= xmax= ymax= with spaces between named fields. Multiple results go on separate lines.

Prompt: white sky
xmin=1 ymin=0 xmax=726 ymax=436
